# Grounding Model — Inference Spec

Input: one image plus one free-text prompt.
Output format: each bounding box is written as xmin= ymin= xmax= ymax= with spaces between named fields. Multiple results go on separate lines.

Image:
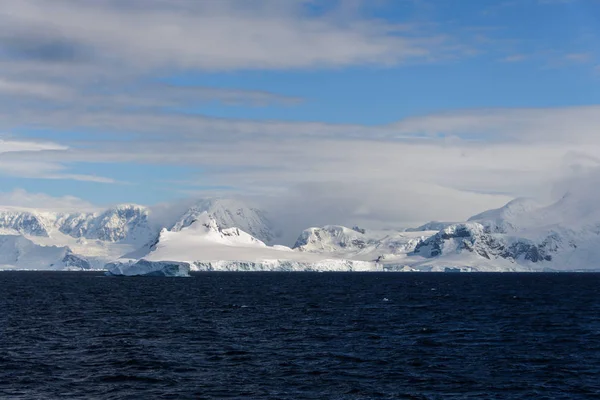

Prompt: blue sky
xmin=1 ymin=0 xmax=600 ymax=227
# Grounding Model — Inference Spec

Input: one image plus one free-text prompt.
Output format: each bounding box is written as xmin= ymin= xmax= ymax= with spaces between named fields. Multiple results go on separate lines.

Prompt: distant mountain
xmin=294 ymin=225 xmax=430 ymax=263
xmin=3 ymin=191 xmax=600 ymax=272
xmin=0 ymin=198 xmax=275 ymax=245
xmin=0 ymin=210 xmax=52 ymax=236
xmin=61 ymin=205 xmax=154 ymax=245
xmin=0 ymin=204 xmax=154 ymax=245
xmin=0 ymin=234 xmax=90 ymax=270
xmin=168 ymin=198 xmax=277 ymax=244
xmin=405 ymin=221 xmax=456 ymax=232
xmin=467 ymin=197 xmax=542 ymax=233
xmin=0 ymin=198 xmax=277 ymax=270
xmin=287 ymin=191 xmax=600 ymax=271
xmin=407 ymin=192 xmax=600 ymax=271
xmin=124 ymin=212 xmax=377 ymax=272
xmin=412 ymin=223 xmax=553 ymax=262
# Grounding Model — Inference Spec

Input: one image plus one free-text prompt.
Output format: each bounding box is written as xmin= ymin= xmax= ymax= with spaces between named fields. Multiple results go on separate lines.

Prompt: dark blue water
xmin=1 ymin=272 xmax=600 ymax=399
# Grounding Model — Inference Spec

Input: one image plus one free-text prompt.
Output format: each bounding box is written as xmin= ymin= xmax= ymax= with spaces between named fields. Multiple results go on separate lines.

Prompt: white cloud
xmin=0 ymin=138 xmax=115 ymax=183
xmin=1 ymin=126 xmax=593 ymax=229
xmin=564 ymin=52 xmax=592 ymax=63
xmin=0 ymin=76 xmax=302 ymax=109
xmin=4 ymin=104 xmax=600 ymax=145
xmin=390 ymin=106 xmax=600 ymax=144
xmin=0 ymin=0 xmax=460 ymax=119
xmin=3 ymin=103 xmax=600 ymax=203
xmin=0 ymin=0 xmax=447 ymax=72
xmin=1 ymin=102 xmax=599 ymax=232
xmin=0 ymin=0 xmax=463 ymax=151
xmin=0 ymin=138 xmax=67 ymax=153
xmin=0 ymin=189 xmax=97 ymax=212
xmin=0 ymin=78 xmax=74 ymax=99
xmin=261 ymin=180 xmax=514 ymax=243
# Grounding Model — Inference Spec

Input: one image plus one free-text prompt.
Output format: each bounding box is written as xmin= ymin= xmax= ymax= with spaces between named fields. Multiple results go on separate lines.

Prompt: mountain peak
xmin=468 ymin=197 xmax=540 ymax=223
xmin=169 ymin=197 xmax=276 ymax=243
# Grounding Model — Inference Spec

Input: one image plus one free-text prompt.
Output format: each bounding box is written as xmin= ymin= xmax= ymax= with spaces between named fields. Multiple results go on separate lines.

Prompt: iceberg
xmin=105 ymin=259 xmax=191 ymax=277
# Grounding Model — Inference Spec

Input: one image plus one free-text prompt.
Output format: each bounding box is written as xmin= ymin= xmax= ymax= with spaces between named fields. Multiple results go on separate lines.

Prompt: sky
xmin=1 ymin=0 xmax=600 ymax=231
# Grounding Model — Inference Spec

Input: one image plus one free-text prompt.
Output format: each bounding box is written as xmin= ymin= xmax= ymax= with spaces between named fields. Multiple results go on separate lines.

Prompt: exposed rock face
xmin=59 ymin=205 xmax=154 ymax=244
xmin=0 ymin=205 xmax=154 ymax=245
xmin=293 ymin=225 xmax=426 ymax=263
xmin=0 ymin=199 xmax=275 ymax=247
xmin=294 ymin=226 xmax=373 ymax=253
xmin=62 ymin=253 xmax=92 ymax=270
xmin=0 ymin=211 xmax=50 ymax=236
xmin=412 ymin=223 xmax=555 ymax=263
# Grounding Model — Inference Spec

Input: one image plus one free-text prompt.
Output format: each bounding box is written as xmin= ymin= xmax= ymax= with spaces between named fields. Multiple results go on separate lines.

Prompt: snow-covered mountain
xmin=3 ymin=191 xmax=600 ymax=272
xmin=0 ymin=198 xmax=277 ymax=270
xmin=0 ymin=210 xmax=53 ymax=236
xmin=467 ymin=197 xmax=542 ymax=234
xmin=59 ymin=205 xmax=154 ymax=244
xmin=405 ymin=221 xmax=456 ymax=232
xmin=0 ymin=204 xmax=154 ymax=245
xmin=121 ymin=212 xmax=378 ymax=272
xmin=0 ymin=234 xmax=90 ymax=270
xmin=408 ymin=223 xmax=550 ymax=271
xmin=406 ymin=192 xmax=600 ymax=272
xmin=294 ymin=225 xmax=432 ymax=263
xmin=168 ymin=198 xmax=277 ymax=244
xmin=284 ymin=189 xmax=600 ymax=271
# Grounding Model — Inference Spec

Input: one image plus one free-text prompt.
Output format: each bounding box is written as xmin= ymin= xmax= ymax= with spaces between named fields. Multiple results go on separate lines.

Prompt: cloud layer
xmin=0 ymin=0 xmax=446 ymax=71
xmin=0 ymin=188 xmax=97 ymax=212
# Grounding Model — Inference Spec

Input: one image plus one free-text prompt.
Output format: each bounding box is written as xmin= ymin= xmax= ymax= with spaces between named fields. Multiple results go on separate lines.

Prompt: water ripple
xmin=0 ymin=272 xmax=599 ymax=399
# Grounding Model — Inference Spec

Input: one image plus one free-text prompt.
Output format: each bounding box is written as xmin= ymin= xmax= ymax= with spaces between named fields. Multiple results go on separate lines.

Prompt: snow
xmin=468 ymin=197 xmax=543 ymax=234
xmin=0 ymin=234 xmax=90 ymax=270
xmin=405 ymin=221 xmax=456 ymax=232
xmin=125 ymin=213 xmax=382 ymax=272
xmin=3 ymin=193 xmax=600 ymax=272
xmin=399 ymin=252 xmax=536 ymax=273
xmin=0 ymin=198 xmax=278 ymax=270
xmin=0 ymin=211 xmax=50 ymax=236
xmin=294 ymin=225 xmax=434 ymax=263
xmin=167 ymin=198 xmax=277 ymax=244
xmin=287 ymin=191 xmax=600 ymax=272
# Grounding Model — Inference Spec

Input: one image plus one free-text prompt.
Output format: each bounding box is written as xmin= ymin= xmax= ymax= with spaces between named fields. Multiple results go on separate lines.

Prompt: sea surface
xmin=1 ymin=272 xmax=600 ymax=399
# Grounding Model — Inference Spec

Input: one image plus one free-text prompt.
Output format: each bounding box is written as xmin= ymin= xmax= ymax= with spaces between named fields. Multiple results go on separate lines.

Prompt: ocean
xmin=1 ymin=272 xmax=599 ymax=399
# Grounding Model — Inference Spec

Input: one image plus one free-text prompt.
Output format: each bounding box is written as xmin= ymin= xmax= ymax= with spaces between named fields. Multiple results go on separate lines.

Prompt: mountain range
xmin=1 ymin=191 xmax=600 ymax=272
